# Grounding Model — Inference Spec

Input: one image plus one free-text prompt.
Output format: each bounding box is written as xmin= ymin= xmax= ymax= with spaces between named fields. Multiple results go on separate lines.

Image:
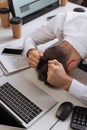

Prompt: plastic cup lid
xmin=0 ymin=8 xmax=10 ymax=14
xmin=10 ymin=17 xmax=22 ymax=24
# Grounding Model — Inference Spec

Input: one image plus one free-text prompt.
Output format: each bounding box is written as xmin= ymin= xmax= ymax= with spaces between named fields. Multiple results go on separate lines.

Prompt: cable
xmin=49 ymin=119 xmax=59 ymax=130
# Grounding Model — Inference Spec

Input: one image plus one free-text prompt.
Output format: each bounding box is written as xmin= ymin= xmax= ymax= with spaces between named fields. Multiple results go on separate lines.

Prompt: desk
xmin=0 ymin=2 xmax=87 ymax=130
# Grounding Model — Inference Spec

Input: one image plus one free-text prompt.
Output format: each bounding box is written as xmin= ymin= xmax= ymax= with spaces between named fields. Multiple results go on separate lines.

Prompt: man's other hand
xmin=28 ymin=49 xmax=43 ymax=68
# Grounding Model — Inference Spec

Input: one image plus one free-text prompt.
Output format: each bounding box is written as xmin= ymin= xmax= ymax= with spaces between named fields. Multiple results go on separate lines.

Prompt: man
xmin=36 ymin=43 xmax=80 ymax=86
xmin=24 ymin=10 xmax=87 ymax=105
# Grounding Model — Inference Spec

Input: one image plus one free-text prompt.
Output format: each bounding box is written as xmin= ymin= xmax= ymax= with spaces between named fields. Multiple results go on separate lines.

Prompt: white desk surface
xmin=0 ymin=2 xmax=87 ymax=130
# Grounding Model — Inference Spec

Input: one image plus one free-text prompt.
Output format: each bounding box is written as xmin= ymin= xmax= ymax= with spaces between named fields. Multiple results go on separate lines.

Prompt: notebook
xmin=0 ymin=75 xmax=58 ymax=128
xmin=0 ymin=43 xmax=29 ymax=75
xmin=0 ymin=54 xmax=29 ymax=75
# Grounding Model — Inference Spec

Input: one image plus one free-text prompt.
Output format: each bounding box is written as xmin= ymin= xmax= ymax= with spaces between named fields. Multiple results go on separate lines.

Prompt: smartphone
xmin=2 ymin=48 xmax=23 ymax=55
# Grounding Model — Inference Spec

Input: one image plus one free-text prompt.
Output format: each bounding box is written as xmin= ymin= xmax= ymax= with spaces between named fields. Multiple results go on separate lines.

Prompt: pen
xmin=46 ymin=15 xmax=56 ymax=21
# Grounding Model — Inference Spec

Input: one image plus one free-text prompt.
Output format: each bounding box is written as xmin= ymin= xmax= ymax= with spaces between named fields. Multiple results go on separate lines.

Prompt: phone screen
xmin=2 ymin=48 xmax=23 ymax=55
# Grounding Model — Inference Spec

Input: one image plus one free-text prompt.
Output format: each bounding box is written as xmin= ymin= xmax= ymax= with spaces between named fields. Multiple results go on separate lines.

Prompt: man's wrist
xmin=64 ymin=76 xmax=73 ymax=91
xmin=27 ymin=48 xmax=36 ymax=57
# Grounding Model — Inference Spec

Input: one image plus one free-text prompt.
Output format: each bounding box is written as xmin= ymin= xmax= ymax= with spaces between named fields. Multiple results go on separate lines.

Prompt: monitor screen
xmin=8 ymin=0 xmax=59 ymax=24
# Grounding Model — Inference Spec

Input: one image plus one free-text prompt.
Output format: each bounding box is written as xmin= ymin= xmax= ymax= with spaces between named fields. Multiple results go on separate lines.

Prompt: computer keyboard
xmin=70 ymin=106 xmax=87 ymax=130
xmin=0 ymin=82 xmax=42 ymax=124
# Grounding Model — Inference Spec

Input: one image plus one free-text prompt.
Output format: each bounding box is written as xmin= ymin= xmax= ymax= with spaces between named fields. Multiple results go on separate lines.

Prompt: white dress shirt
xmin=24 ymin=10 xmax=87 ymax=105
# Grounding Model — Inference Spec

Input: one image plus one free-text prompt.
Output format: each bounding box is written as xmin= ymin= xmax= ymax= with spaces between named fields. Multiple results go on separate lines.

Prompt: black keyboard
xmin=0 ymin=82 xmax=42 ymax=124
xmin=70 ymin=106 xmax=87 ymax=130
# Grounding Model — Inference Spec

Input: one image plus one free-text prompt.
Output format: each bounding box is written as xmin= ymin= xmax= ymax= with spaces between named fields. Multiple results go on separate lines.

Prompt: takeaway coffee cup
xmin=59 ymin=0 xmax=67 ymax=6
xmin=0 ymin=7 xmax=10 ymax=27
xmin=10 ymin=17 xmax=22 ymax=39
xmin=0 ymin=0 xmax=9 ymax=8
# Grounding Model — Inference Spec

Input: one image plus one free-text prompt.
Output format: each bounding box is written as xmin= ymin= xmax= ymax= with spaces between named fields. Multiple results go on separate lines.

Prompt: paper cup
xmin=0 ymin=7 xmax=10 ymax=28
xmin=10 ymin=17 xmax=22 ymax=39
xmin=0 ymin=0 xmax=8 ymax=8
xmin=59 ymin=0 xmax=67 ymax=6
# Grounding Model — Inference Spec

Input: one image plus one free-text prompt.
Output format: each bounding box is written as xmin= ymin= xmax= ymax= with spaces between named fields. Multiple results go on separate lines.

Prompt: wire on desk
xmin=49 ymin=119 xmax=59 ymax=130
xmin=0 ymin=67 xmax=4 ymax=77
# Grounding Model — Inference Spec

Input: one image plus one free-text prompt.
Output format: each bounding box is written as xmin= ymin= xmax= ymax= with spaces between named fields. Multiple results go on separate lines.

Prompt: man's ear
xmin=66 ymin=60 xmax=78 ymax=72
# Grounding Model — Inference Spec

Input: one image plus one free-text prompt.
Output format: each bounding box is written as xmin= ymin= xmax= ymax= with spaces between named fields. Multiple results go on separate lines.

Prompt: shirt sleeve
xmin=23 ymin=10 xmax=66 ymax=56
xmin=23 ymin=16 xmax=57 ymax=56
xmin=69 ymin=79 xmax=87 ymax=105
xmin=63 ymin=12 xmax=87 ymax=59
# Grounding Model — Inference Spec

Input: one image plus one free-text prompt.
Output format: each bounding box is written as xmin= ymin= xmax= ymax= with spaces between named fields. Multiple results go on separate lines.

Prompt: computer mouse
xmin=73 ymin=7 xmax=85 ymax=12
xmin=56 ymin=102 xmax=74 ymax=121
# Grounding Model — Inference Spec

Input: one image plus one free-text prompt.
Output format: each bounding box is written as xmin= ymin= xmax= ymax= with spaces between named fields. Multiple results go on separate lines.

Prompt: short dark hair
xmin=36 ymin=44 xmax=71 ymax=87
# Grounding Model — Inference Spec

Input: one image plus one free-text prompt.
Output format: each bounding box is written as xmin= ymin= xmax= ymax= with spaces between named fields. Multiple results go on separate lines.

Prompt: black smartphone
xmin=2 ymin=48 xmax=23 ymax=55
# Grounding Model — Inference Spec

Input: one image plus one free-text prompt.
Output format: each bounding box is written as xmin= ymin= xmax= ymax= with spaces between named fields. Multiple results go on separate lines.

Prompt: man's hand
xmin=47 ymin=60 xmax=73 ymax=91
xmin=28 ymin=49 xmax=43 ymax=68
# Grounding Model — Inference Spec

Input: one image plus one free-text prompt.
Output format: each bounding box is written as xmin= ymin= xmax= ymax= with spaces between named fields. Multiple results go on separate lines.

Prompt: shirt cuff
xmin=23 ymin=36 xmax=37 ymax=57
xmin=69 ymin=79 xmax=85 ymax=100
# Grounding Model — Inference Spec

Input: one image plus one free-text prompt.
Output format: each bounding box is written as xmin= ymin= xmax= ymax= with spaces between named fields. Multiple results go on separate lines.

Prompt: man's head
xmin=36 ymin=41 xmax=81 ymax=86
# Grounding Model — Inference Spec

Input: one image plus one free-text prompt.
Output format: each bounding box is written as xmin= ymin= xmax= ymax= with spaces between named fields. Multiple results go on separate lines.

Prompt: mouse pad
xmin=0 ymin=105 xmax=23 ymax=128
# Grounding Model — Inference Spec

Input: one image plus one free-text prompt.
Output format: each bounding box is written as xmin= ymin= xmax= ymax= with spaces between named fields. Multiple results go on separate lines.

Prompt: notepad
xmin=0 ymin=54 xmax=29 ymax=75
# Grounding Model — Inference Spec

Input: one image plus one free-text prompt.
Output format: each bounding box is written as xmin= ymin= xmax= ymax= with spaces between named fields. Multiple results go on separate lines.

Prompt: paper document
xmin=0 ymin=42 xmax=29 ymax=75
xmin=0 ymin=55 xmax=29 ymax=75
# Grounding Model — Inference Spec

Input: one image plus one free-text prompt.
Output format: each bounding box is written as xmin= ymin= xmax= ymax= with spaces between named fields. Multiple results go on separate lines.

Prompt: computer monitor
xmin=8 ymin=0 xmax=59 ymax=24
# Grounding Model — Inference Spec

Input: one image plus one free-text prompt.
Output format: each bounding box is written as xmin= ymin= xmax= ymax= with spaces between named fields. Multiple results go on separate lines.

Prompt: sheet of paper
xmin=0 ymin=42 xmax=29 ymax=75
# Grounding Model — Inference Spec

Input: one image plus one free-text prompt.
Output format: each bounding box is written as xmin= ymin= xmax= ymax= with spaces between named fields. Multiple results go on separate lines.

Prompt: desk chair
xmin=78 ymin=63 xmax=87 ymax=72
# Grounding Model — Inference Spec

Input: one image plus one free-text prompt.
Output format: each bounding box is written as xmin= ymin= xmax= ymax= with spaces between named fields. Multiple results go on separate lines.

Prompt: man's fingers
xmin=28 ymin=49 xmax=44 ymax=68
xmin=28 ymin=60 xmax=39 ymax=68
xmin=38 ymin=50 xmax=44 ymax=57
xmin=48 ymin=59 xmax=62 ymax=66
xmin=29 ymin=56 xmax=40 ymax=64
